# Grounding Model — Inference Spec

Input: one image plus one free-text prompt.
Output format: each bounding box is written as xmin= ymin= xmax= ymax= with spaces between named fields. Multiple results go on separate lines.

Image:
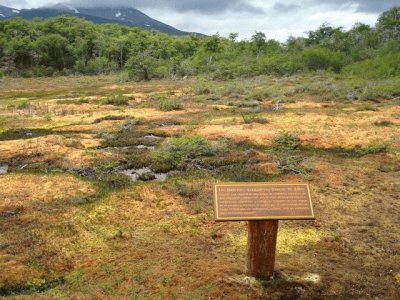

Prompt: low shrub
xmin=99 ymin=173 xmax=131 ymax=188
xmin=359 ymin=78 xmax=400 ymax=100
xmin=153 ymin=135 xmax=216 ymax=170
xmin=57 ymin=98 xmax=89 ymax=105
xmin=301 ymin=48 xmax=345 ymax=73
xmin=374 ymin=120 xmax=394 ymax=126
xmin=294 ymin=80 xmax=352 ymax=100
xmin=240 ymin=113 xmax=268 ymax=124
xmin=93 ymin=115 xmax=128 ymax=124
xmin=343 ymin=53 xmax=400 ymax=80
xmin=327 ymin=143 xmax=389 ymax=157
xmin=237 ymin=100 xmax=259 ymax=108
xmin=272 ymin=98 xmax=296 ymax=104
xmin=275 ymin=155 xmax=312 ymax=174
xmin=157 ymin=98 xmax=182 ymax=111
xmin=272 ymin=132 xmax=300 ymax=152
xmin=193 ymin=81 xmax=215 ymax=95
xmin=245 ymin=89 xmax=270 ymax=101
xmin=16 ymin=101 xmax=32 ymax=109
xmin=270 ymin=132 xmax=311 ymax=174
xmin=101 ymin=94 xmax=129 ymax=106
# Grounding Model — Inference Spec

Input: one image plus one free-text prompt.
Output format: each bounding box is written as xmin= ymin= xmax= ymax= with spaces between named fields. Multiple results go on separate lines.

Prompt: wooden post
xmin=246 ymin=220 xmax=279 ymax=279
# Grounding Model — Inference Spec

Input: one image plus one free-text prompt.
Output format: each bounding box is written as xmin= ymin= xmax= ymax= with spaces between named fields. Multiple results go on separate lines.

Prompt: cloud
xmin=273 ymin=3 xmax=300 ymax=12
xmin=312 ymin=0 xmax=400 ymax=13
xmin=0 ymin=0 xmax=396 ymax=40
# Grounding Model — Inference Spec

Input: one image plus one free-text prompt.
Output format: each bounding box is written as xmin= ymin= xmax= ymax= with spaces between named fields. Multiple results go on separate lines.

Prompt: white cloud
xmin=141 ymin=2 xmax=379 ymax=41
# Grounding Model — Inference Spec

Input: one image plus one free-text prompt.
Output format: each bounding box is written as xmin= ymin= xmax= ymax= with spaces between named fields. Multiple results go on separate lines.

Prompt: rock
xmin=0 ymin=165 xmax=9 ymax=174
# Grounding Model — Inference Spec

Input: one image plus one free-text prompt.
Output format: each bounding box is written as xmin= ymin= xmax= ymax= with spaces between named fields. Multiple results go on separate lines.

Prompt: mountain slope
xmin=0 ymin=4 xmax=199 ymax=36
xmin=0 ymin=5 xmax=20 ymax=18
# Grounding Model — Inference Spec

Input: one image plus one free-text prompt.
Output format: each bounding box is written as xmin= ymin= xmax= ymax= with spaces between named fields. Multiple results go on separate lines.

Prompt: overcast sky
xmin=1 ymin=0 xmax=399 ymax=40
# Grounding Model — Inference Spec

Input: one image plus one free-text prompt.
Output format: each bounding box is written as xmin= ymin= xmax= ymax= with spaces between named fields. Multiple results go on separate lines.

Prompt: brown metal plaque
xmin=213 ymin=183 xmax=314 ymax=221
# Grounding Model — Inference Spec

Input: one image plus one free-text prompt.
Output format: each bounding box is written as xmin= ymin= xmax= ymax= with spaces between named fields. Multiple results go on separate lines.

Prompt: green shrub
xmin=241 ymin=113 xmax=268 ymax=124
xmin=223 ymin=84 xmax=246 ymax=97
xmin=193 ymin=82 xmax=215 ymax=95
xmin=294 ymin=80 xmax=352 ymax=100
xmin=361 ymin=143 xmax=389 ymax=155
xmin=357 ymin=105 xmax=378 ymax=112
xmin=57 ymin=98 xmax=89 ymax=105
xmin=272 ymin=132 xmax=300 ymax=152
xmin=117 ymin=70 xmax=131 ymax=83
xmin=237 ymin=100 xmax=259 ymax=108
xmin=301 ymin=48 xmax=345 ymax=73
xmin=374 ymin=120 xmax=394 ymax=126
xmin=359 ymin=78 xmax=400 ymax=100
xmin=153 ymin=135 xmax=215 ymax=170
xmin=99 ymin=173 xmax=131 ymax=188
xmin=272 ymin=98 xmax=296 ymax=104
xmin=343 ymin=53 xmax=400 ymax=80
xmin=125 ymin=52 xmax=158 ymax=81
xmin=328 ymin=143 xmax=389 ymax=157
xmin=157 ymin=98 xmax=182 ymax=111
xmin=93 ymin=115 xmax=128 ymax=124
xmin=245 ymin=89 xmax=270 ymax=101
xmin=85 ymin=57 xmax=117 ymax=75
xmin=16 ymin=101 xmax=31 ymax=109
xmin=101 ymin=94 xmax=129 ymax=106
xmin=260 ymin=54 xmax=304 ymax=76
xmin=275 ymin=155 xmax=313 ymax=174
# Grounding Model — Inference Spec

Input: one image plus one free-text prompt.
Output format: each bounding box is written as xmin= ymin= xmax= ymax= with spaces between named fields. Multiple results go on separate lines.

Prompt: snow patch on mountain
xmin=65 ymin=5 xmax=79 ymax=14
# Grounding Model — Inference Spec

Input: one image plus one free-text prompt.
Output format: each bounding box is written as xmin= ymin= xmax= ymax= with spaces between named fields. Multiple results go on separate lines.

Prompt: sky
xmin=1 ymin=0 xmax=399 ymax=40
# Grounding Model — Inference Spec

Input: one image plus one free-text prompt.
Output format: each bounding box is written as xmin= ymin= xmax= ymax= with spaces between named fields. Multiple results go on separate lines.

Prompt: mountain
xmin=0 ymin=4 xmax=200 ymax=36
xmin=0 ymin=5 xmax=20 ymax=18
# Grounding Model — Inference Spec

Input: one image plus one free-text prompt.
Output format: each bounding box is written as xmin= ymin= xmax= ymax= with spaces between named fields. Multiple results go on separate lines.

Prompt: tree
xmin=251 ymin=31 xmax=266 ymax=51
xmin=125 ymin=50 xmax=157 ymax=81
xmin=228 ymin=33 xmax=239 ymax=43
xmin=35 ymin=34 xmax=70 ymax=70
xmin=203 ymin=34 xmax=221 ymax=53
xmin=377 ymin=7 xmax=400 ymax=41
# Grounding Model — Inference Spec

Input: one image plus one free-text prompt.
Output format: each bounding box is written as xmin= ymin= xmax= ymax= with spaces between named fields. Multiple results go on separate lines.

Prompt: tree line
xmin=0 ymin=7 xmax=399 ymax=81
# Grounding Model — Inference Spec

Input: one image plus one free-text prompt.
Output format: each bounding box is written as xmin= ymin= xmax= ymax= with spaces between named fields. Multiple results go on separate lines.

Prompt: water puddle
xmin=104 ymin=145 xmax=155 ymax=152
xmin=135 ymin=145 xmax=155 ymax=150
xmin=143 ymin=135 xmax=163 ymax=140
xmin=120 ymin=167 xmax=168 ymax=182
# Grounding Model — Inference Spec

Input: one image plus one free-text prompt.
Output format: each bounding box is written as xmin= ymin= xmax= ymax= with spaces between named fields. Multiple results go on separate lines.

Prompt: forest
xmin=0 ymin=7 xmax=399 ymax=81
xmin=1 ymin=5 xmax=400 ymax=299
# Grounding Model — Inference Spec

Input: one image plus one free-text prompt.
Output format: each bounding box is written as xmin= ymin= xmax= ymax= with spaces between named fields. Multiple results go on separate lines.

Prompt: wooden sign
xmin=213 ymin=182 xmax=315 ymax=279
xmin=213 ymin=183 xmax=314 ymax=221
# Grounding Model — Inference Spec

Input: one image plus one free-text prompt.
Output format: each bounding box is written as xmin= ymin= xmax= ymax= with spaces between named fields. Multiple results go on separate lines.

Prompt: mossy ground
xmin=0 ymin=75 xmax=399 ymax=299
